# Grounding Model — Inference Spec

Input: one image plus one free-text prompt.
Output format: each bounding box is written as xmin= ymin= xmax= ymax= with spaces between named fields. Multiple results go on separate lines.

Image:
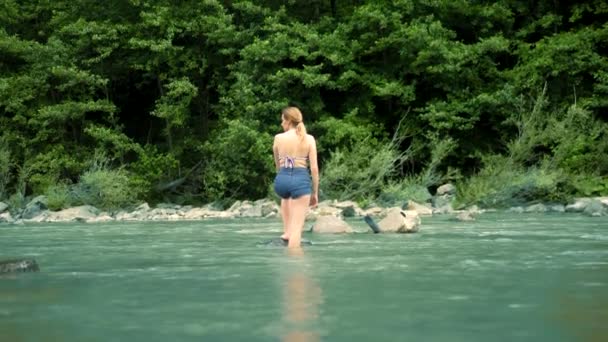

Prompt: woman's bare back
xmin=273 ymin=130 xmax=314 ymax=168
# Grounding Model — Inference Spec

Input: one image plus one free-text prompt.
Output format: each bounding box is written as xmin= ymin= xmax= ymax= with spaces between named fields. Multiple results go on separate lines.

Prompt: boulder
xmin=21 ymin=195 xmax=48 ymax=219
xmin=0 ymin=259 xmax=40 ymax=274
xmin=376 ymin=208 xmax=420 ymax=233
xmin=454 ymin=211 xmax=476 ymax=221
xmin=525 ymin=203 xmax=548 ymax=213
xmin=405 ymin=200 xmax=433 ymax=216
xmin=0 ymin=211 xmax=13 ymax=224
xmin=566 ymin=198 xmax=593 ymax=213
xmin=311 ymin=216 xmax=353 ymax=234
xmin=48 ymin=205 xmax=100 ymax=222
xmin=436 ymin=183 xmax=456 ymax=196
xmin=583 ymin=200 xmax=607 ymax=217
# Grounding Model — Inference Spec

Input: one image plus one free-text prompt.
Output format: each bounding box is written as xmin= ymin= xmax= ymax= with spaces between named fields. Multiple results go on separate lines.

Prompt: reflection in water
xmin=280 ymin=248 xmax=323 ymax=342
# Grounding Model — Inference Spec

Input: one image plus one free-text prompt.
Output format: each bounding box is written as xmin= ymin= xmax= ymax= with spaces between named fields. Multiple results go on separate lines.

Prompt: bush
xmin=376 ymin=178 xmax=432 ymax=207
xmin=454 ymin=156 xmax=572 ymax=208
xmin=72 ymin=168 xmax=141 ymax=210
xmin=201 ymin=119 xmax=274 ymax=202
xmin=44 ymin=183 xmax=72 ymax=211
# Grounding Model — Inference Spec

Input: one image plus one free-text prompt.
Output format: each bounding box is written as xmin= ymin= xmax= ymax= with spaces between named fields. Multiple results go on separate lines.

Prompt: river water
xmin=1 ymin=213 xmax=607 ymax=342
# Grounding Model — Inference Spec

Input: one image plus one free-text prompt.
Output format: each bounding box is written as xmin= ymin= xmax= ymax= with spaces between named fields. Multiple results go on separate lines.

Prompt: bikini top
xmin=280 ymin=155 xmax=309 ymax=168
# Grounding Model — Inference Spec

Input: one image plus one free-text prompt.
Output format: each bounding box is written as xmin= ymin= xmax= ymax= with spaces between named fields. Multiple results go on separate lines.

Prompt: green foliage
xmin=201 ymin=119 xmax=274 ymax=202
xmin=320 ymin=117 xmax=410 ymax=201
xmin=73 ymin=168 xmax=141 ymax=210
xmin=455 ymin=157 xmax=573 ymax=208
xmin=0 ymin=138 xmax=10 ymax=200
xmin=0 ymin=0 xmax=606 ymax=208
xmin=44 ymin=183 xmax=72 ymax=211
xmin=128 ymin=145 xmax=180 ymax=199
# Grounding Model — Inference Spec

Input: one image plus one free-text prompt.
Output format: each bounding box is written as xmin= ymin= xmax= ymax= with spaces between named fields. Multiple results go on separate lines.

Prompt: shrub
xmin=72 ymin=168 xmax=141 ymax=210
xmin=201 ymin=119 xmax=274 ymax=202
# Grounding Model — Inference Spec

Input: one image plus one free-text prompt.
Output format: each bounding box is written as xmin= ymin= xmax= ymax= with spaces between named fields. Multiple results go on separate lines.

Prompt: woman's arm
xmin=308 ymin=136 xmax=319 ymax=206
xmin=273 ymin=135 xmax=280 ymax=171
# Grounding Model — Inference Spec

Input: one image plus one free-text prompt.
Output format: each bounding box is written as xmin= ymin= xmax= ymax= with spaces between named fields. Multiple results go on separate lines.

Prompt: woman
xmin=273 ymin=106 xmax=319 ymax=248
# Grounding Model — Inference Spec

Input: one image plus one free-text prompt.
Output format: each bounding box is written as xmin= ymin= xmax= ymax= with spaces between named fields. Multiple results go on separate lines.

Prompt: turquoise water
xmin=1 ymin=213 xmax=607 ymax=342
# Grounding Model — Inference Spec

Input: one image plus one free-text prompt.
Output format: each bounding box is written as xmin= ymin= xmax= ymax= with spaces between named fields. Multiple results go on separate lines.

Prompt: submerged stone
xmin=258 ymin=238 xmax=312 ymax=247
xmin=0 ymin=259 xmax=40 ymax=274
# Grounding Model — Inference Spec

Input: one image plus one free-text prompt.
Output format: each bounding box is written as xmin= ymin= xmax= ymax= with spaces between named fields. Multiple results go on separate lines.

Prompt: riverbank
xmin=1 ymin=195 xmax=606 ymax=225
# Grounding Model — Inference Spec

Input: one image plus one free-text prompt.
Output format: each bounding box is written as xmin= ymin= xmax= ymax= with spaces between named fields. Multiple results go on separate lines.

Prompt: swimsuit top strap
xmin=280 ymin=155 xmax=309 ymax=168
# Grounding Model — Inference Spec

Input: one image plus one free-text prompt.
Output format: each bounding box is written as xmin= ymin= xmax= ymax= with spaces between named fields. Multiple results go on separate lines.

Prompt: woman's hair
xmin=282 ymin=106 xmax=307 ymax=141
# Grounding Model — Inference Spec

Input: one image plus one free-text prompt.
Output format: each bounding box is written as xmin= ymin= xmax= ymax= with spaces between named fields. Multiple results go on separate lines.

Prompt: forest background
xmin=1 ymin=0 xmax=607 ymax=211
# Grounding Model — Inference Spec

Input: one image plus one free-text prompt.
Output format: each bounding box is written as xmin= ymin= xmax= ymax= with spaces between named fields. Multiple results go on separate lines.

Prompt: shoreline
xmin=1 ymin=196 xmax=607 ymax=225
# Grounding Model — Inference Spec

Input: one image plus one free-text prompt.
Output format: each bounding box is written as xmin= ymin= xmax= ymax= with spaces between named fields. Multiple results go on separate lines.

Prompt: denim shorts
xmin=273 ymin=167 xmax=312 ymax=199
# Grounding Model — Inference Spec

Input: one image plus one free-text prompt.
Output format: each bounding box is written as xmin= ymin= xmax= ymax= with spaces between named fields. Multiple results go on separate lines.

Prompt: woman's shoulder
xmin=306 ymin=134 xmax=316 ymax=143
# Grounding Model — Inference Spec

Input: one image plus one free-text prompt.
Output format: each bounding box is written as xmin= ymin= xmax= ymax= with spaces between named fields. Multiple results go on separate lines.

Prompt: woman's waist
xmin=277 ymin=167 xmax=310 ymax=174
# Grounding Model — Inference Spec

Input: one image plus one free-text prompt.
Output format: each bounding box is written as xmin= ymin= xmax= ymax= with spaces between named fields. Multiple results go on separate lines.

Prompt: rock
xmin=258 ymin=238 xmax=312 ymax=247
xmin=432 ymin=195 xmax=454 ymax=214
xmin=21 ymin=195 xmax=48 ymax=219
xmin=597 ymin=196 xmax=608 ymax=207
xmin=508 ymin=206 xmax=525 ymax=213
xmin=525 ymin=203 xmax=547 ymax=213
xmin=156 ymin=203 xmax=180 ymax=210
xmin=86 ymin=214 xmax=114 ymax=223
xmin=48 ymin=205 xmax=100 ymax=222
xmin=0 ymin=259 xmax=40 ymax=274
xmin=583 ymin=200 xmax=607 ymax=217
xmin=0 ymin=211 xmax=14 ymax=224
xmin=455 ymin=211 xmax=476 ymax=221
xmin=228 ymin=200 xmax=243 ymax=213
xmin=363 ymin=206 xmax=384 ymax=217
xmin=341 ymin=206 xmax=356 ymax=217
xmin=333 ymin=200 xmax=358 ymax=209
xmin=0 ymin=201 xmax=8 ymax=214
xmin=405 ymin=200 xmax=433 ymax=216
xmin=566 ymin=198 xmax=593 ymax=213
xmin=436 ymin=183 xmax=456 ymax=196
xmin=259 ymin=200 xmax=279 ymax=217
xmin=135 ymin=202 xmax=150 ymax=211
xmin=310 ymin=205 xmax=342 ymax=218
xmin=548 ymin=204 xmax=565 ymax=213
xmin=376 ymin=208 xmax=420 ymax=233
xmin=311 ymin=216 xmax=353 ymax=234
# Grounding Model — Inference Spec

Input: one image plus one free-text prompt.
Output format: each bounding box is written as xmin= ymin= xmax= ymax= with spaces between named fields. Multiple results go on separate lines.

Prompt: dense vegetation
xmin=1 ymin=0 xmax=607 ymax=210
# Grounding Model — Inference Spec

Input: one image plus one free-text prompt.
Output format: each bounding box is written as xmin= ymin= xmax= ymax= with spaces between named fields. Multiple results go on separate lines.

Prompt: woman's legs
xmin=287 ymin=195 xmax=311 ymax=248
xmin=281 ymin=198 xmax=291 ymax=240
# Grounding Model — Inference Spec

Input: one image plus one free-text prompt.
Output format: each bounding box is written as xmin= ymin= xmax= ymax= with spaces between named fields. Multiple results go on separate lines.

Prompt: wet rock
xmin=436 ymin=183 xmax=456 ymax=196
xmin=363 ymin=206 xmax=384 ymax=217
xmin=548 ymin=204 xmax=565 ymax=213
xmin=21 ymin=195 xmax=48 ymax=219
xmin=135 ymin=202 xmax=151 ymax=212
xmin=405 ymin=201 xmax=433 ymax=216
xmin=566 ymin=198 xmax=593 ymax=213
xmin=375 ymin=208 xmax=420 ymax=233
xmin=0 ymin=259 xmax=40 ymax=274
xmin=455 ymin=211 xmax=476 ymax=222
xmin=525 ymin=203 xmax=548 ymax=213
xmin=259 ymin=199 xmax=280 ymax=218
xmin=47 ymin=205 xmax=100 ymax=222
xmin=258 ymin=238 xmax=312 ymax=247
xmin=583 ymin=200 xmax=607 ymax=217
xmin=311 ymin=216 xmax=353 ymax=234
xmin=432 ymin=195 xmax=454 ymax=214
xmin=0 ymin=211 xmax=13 ymax=224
